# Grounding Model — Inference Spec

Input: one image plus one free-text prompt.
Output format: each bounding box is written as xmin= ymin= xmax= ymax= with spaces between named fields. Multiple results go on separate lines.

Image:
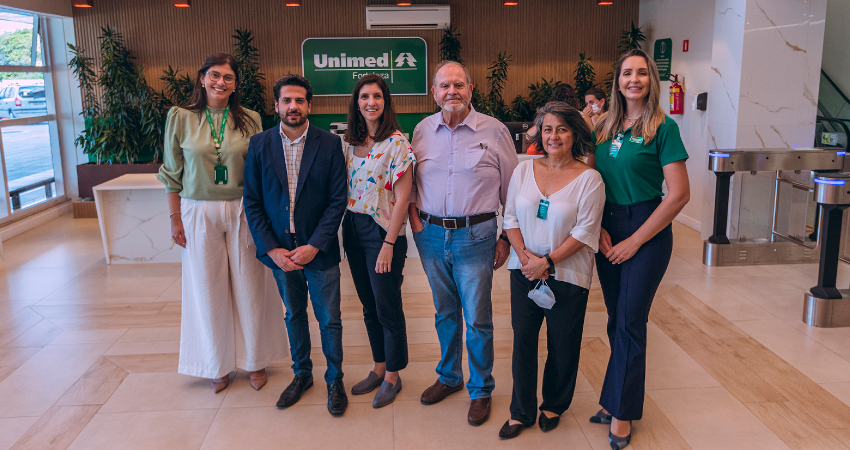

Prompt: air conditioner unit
xmin=365 ymin=5 xmax=450 ymax=30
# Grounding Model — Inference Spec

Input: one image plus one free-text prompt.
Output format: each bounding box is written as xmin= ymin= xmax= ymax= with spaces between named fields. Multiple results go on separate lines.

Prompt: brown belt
xmin=418 ymin=211 xmax=496 ymax=229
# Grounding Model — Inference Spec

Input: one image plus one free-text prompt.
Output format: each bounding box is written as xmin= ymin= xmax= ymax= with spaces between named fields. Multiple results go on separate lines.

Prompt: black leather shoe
xmin=539 ymin=412 xmax=560 ymax=432
xmin=498 ymin=420 xmax=527 ymax=439
xmin=328 ymin=381 xmax=348 ymax=416
xmin=276 ymin=373 xmax=313 ymax=408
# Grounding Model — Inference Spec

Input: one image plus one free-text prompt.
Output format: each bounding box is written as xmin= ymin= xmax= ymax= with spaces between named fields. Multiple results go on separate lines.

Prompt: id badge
xmin=609 ymin=139 xmax=622 ymax=157
xmin=214 ymin=164 xmax=228 ymax=185
xmin=537 ymin=199 xmax=550 ymax=220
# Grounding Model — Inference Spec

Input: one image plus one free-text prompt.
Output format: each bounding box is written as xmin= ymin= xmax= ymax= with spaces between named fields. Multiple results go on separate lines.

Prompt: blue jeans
xmin=272 ymin=265 xmax=344 ymax=385
xmin=413 ymin=215 xmax=497 ymax=399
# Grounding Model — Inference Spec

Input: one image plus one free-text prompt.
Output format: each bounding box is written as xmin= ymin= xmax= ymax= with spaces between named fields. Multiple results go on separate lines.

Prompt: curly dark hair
xmin=531 ymin=101 xmax=594 ymax=159
xmin=550 ymin=84 xmax=580 ymax=110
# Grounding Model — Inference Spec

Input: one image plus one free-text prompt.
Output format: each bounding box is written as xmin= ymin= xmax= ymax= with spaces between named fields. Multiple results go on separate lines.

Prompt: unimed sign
xmin=302 ymin=37 xmax=428 ymax=96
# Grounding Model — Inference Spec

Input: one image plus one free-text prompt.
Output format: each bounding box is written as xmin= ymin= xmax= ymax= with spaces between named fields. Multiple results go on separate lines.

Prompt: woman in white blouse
xmin=341 ymin=74 xmax=415 ymax=408
xmin=498 ymin=101 xmax=605 ymax=439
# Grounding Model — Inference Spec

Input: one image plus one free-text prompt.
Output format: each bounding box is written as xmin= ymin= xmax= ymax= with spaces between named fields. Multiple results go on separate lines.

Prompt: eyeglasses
xmin=207 ymin=71 xmax=236 ymax=84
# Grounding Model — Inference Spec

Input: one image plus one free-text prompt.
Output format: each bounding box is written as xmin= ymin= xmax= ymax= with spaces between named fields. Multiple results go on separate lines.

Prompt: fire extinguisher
xmin=669 ymin=74 xmax=684 ymax=115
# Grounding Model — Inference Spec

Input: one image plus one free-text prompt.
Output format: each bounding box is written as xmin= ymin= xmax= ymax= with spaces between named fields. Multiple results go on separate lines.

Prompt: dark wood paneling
xmin=72 ymin=0 xmax=638 ymax=114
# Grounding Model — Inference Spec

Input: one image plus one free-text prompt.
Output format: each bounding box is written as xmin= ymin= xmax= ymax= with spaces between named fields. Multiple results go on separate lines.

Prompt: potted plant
xmin=574 ymin=52 xmax=596 ymax=107
xmin=69 ymin=26 xmax=165 ymax=199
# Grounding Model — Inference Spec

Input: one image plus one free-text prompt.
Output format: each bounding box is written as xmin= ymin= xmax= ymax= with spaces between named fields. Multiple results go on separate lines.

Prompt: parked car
xmin=0 ymin=80 xmax=47 ymax=119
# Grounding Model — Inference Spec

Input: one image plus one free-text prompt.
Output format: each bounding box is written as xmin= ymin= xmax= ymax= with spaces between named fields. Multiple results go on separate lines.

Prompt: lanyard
xmin=205 ymin=106 xmax=229 ymax=164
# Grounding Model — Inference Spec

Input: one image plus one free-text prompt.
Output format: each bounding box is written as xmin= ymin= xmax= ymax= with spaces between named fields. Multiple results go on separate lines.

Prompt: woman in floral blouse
xmin=341 ymin=74 xmax=416 ymax=408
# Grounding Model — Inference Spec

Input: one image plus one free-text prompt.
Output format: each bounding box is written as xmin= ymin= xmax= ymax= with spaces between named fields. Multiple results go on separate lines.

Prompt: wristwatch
xmin=544 ymin=253 xmax=555 ymax=274
xmin=498 ymin=234 xmax=510 ymax=243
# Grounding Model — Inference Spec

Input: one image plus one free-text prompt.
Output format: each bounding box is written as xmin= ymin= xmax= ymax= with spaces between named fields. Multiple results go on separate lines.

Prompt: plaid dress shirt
xmin=279 ymin=122 xmax=309 ymax=232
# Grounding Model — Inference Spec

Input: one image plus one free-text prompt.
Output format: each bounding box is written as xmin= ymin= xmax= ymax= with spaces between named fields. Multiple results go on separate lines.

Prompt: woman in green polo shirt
xmin=586 ymin=49 xmax=690 ymax=450
xmin=158 ymin=53 xmax=287 ymax=394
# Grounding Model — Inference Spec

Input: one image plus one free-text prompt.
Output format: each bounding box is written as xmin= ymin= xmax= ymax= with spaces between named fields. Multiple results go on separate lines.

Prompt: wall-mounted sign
xmin=654 ymin=38 xmax=672 ymax=78
xmin=301 ymin=37 xmax=428 ymax=96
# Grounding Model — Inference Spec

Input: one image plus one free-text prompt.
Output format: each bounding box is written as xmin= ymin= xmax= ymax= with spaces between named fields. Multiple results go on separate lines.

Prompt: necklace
xmin=624 ymin=115 xmax=639 ymax=121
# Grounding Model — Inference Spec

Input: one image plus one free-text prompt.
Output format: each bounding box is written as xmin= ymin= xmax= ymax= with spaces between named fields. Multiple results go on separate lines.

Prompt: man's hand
xmin=494 ymin=237 xmax=510 ymax=270
xmin=286 ymin=244 xmax=320 ymax=266
xmin=409 ymin=205 xmax=424 ymax=233
xmin=268 ymin=248 xmax=303 ymax=272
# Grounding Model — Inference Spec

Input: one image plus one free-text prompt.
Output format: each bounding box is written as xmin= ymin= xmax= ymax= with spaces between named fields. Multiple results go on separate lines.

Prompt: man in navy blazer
xmin=243 ymin=74 xmax=348 ymax=416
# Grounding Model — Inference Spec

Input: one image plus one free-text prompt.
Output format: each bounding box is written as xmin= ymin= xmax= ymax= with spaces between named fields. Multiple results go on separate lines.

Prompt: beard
xmin=437 ymin=96 xmax=469 ymax=112
xmin=282 ymin=113 xmax=307 ymax=128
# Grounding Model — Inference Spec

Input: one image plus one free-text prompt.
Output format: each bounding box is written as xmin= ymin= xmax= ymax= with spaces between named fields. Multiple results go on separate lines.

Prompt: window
xmin=0 ymin=9 xmax=60 ymax=217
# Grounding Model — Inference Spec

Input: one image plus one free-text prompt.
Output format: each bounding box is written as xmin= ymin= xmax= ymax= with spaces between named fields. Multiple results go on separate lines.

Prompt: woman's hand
xmin=521 ymin=249 xmax=550 ymax=280
xmin=375 ymin=243 xmax=394 ymax=273
xmin=171 ymin=216 xmax=187 ymax=248
xmin=605 ymin=236 xmax=641 ymax=264
xmin=599 ymin=228 xmax=612 ymax=254
xmin=583 ymin=105 xmax=595 ymax=117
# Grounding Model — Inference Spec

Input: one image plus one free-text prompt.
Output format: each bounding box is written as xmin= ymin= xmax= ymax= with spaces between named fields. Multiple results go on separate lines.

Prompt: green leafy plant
xmin=472 ymin=52 xmax=513 ymax=121
xmin=160 ymin=65 xmax=194 ymax=107
xmin=510 ymin=78 xmax=562 ymax=122
xmin=68 ymin=26 xmax=166 ymax=165
xmin=574 ymin=52 xmax=596 ymax=107
xmin=603 ymin=21 xmax=646 ymax=96
xmin=233 ymin=29 xmax=266 ymax=115
xmin=438 ymin=26 xmax=463 ymax=63
xmin=68 ymin=42 xmax=102 ymax=163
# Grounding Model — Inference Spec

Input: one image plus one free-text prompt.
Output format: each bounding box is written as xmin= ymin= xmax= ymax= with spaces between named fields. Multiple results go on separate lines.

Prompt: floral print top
xmin=342 ymin=131 xmax=416 ymax=235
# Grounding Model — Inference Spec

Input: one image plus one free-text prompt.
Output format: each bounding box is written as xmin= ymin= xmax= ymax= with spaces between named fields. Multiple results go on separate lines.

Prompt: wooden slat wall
xmin=71 ymin=0 xmax=638 ymax=114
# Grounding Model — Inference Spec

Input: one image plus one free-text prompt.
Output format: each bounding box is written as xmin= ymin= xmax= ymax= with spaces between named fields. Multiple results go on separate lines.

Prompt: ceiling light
xmin=504 ymin=1 xmax=518 ymax=4
xmin=173 ymin=0 xmax=190 ymax=6
xmin=597 ymin=0 xmax=613 ymax=4
xmin=73 ymin=0 xmax=93 ymax=7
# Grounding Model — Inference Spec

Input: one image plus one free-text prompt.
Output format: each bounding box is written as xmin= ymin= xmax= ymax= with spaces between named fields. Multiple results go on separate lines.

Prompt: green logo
xmin=302 ymin=37 xmax=428 ymax=96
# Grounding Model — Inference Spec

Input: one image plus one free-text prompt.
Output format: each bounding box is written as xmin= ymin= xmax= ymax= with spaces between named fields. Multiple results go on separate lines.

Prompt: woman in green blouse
xmin=586 ymin=49 xmax=690 ymax=449
xmin=158 ymin=53 xmax=287 ymax=393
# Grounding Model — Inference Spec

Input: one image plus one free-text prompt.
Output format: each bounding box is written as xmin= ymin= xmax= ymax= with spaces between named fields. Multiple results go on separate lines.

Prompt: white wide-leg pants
xmin=178 ymin=198 xmax=288 ymax=379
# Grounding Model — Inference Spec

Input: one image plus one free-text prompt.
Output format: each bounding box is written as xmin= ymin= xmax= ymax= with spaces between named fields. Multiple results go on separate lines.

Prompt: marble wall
xmin=704 ymin=0 xmax=827 ymax=241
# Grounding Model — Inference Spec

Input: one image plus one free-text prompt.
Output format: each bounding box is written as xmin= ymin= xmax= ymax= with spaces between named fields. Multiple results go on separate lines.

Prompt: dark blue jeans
xmin=342 ymin=210 xmax=409 ymax=372
xmin=596 ymin=198 xmax=672 ymax=421
xmin=272 ymin=264 xmax=343 ymax=385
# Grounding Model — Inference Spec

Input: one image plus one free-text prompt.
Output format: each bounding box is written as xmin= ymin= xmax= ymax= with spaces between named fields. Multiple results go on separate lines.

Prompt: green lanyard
xmin=205 ymin=106 xmax=230 ymax=184
xmin=205 ymin=106 xmax=229 ymax=160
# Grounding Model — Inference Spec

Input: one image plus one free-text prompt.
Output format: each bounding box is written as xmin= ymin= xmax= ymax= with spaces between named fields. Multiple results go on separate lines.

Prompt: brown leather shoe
xmin=249 ymin=369 xmax=267 ymax=390
xmin=420 ymin=380 xmax=463 ymax=405
xmin=211 ymin=375 xmax=230 ymax=393
xmin=467 ymin=397 xmax=491 ymax=425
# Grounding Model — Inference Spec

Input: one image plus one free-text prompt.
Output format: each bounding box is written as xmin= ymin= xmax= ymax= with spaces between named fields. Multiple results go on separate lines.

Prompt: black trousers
xmin=342 ymin=210 xmax=409 ymax=372
xmin=596 ymin=198 xmax=672 ymax=421
xmin=509 ymin=270 xmax=589 ymax=425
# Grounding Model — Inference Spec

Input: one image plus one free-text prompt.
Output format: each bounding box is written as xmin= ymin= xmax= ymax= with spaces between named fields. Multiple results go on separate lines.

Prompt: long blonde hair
xmin=595 ymin=49 xmax=666 ymax=145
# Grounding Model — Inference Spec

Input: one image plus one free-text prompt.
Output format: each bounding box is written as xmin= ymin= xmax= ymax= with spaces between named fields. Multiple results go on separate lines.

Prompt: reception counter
xmin=93 ymin=174 xmax=180 ymax=264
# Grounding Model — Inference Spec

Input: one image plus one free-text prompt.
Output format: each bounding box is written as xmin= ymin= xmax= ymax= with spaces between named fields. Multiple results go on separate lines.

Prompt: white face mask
xmin=591 ymin=104 xmax=600 ymax=113
xmin=528 ymin=280 xmax=555 ymax=309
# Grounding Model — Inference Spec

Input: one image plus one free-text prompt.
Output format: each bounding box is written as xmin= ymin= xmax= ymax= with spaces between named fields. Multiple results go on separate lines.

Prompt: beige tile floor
xmin=1 ymin=214 xmax=850 ymax=449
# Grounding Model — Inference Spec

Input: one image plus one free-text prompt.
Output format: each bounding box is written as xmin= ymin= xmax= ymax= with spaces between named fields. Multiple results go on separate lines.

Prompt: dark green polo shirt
xmin=593 ymin=115 xmax=689 ymax=205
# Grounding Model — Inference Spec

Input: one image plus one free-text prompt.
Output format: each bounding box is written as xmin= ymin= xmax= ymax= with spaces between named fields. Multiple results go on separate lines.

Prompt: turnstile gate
xmin=704 ymin=148 xmax=847 ymax=266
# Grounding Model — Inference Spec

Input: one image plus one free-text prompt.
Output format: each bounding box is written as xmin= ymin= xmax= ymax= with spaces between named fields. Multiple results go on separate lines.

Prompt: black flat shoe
xmin=539 ymin=412 xmax=560 ymax=432
xmin=498 ymin=420 xmax=527 ymax=439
